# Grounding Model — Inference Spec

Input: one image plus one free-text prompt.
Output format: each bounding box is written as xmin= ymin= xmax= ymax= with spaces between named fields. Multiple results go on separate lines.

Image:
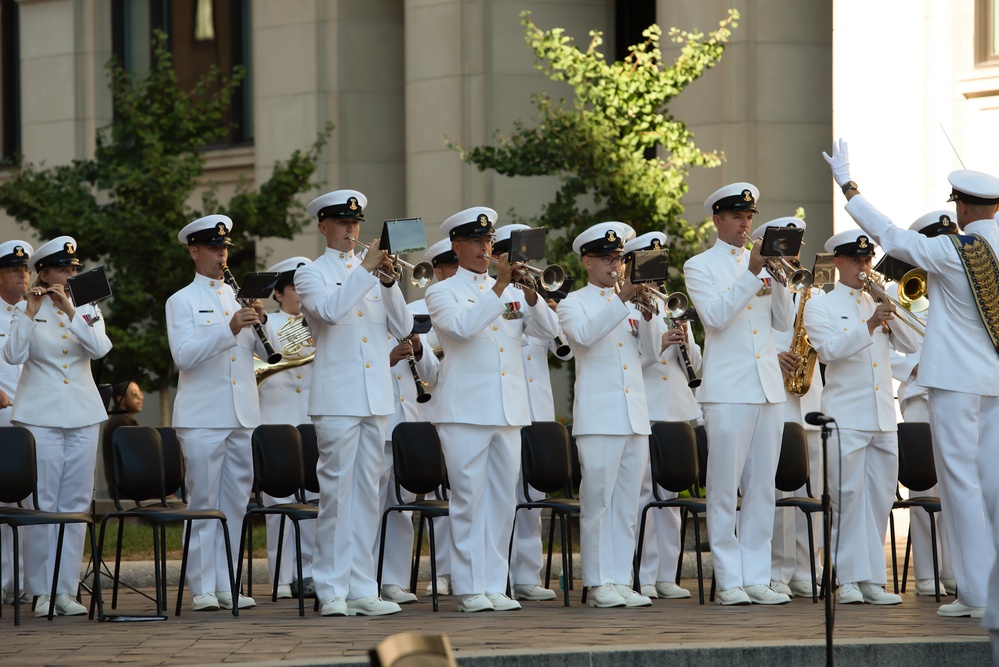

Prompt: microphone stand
xmin=820 ymin=421 xmax=834 ymax=666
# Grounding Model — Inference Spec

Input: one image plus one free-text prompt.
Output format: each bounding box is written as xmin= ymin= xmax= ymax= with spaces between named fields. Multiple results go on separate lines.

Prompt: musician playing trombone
xmin=802 ymin=229 xmax=920 ymax=606
xmin=682 ymin=183 xmax=795 ymax=606
xmin=166 ymin=214 xmax=276 ymax=611
xmin=295 ymin=190 xmax=412 ymax=617
xmin=257 ymin=256 xmax=315 ymax=601
xmin=424 ymin=206 xmax=559 ymax=613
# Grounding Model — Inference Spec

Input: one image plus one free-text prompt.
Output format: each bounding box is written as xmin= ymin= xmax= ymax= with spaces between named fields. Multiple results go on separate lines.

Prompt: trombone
xmin=858 ymin=270 xmax=925 ymax=337
xmin=741 ymin=232 xmax=813 ymax=292
xmin=349 ymin=237 xmax=435 ymax=288
xmin=480 ymin=254 xmax=566 ymax=292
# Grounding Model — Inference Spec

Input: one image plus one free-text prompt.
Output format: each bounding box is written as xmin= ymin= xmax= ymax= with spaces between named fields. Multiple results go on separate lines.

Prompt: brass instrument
xmin=859 ymin=271 xmax=925 ymax=337
xmin=255 ymin=354 xmax=314 ymax=385
xmin=220 ymin=265 xmax=282 ymax=364
xmin=256 ymin=316 xmax=315 ymax=385
xmin=784 ymin=288 xmax=818 ymax=397
xmin=741 ymin=232 xmax=813 ymax=292
xmin=897 ymin=268 xmax=928 ymax=313
xmin=481 ymin=254 xmax=566 ymax=292
xmin=349 ymin=237 xmax=435 ymax=288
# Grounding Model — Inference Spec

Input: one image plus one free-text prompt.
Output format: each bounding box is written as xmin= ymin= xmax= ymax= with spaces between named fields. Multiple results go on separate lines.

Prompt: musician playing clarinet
xmin=294 ymin=190 xmax=412 ymax=617
xmin=167 ymin=214 xmax=276 ymax=612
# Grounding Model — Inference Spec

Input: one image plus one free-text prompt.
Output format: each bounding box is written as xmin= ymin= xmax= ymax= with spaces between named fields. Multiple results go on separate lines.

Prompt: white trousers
xmin=263 ymin=491 xmax=317 ymax=586
xmin=828 ymin=428 xmax=896 ymax=586
xmin=898 ymin=398 xmax=952 ymax=582
xmin=771 ymin=429 xmax=824 ymax=584
xmin=511 ymin=475 xmax=546 ymax=586
xmin=437 ymin=423 xmax=519 ymax=596
xmin=928 ymin=389 xmax=998 ymax=611
xmin=17 ymin=423 xmax=98 ymax=597
xmin=177 ymin=427 xmax=252 ymax=596
xmin=637 ymin=452 xmax=681 ymax=585
xmin=311 ymin=415 xmax=387 ymax=601
xmin=576 ymin=433 xmax=647 ymax=587
xmin=374 ymin=437 xmax=417 ymax=589
xmin=702 ymin=402 xmax=782 ymax=591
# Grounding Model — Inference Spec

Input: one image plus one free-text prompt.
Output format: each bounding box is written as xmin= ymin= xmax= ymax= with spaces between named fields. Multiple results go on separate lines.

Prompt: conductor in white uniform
xmin=295 ymin=190 xmax=412 ymax=617
xmin=682 ymin=183 xmax=795 ymax=606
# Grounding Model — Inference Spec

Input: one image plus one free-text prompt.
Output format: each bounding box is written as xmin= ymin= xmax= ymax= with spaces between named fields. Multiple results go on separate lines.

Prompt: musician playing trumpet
xmin=801 ymin=229 xmax=920 ymax=606
xmin=167 ymin=215 xmax=276 ymax=611
xmin=682 ymin=183 xmax=795 ymax=606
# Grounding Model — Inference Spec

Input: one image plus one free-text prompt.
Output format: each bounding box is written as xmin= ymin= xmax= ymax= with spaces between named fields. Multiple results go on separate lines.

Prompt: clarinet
xmin=553 ymin=336 xmax=571 ymax=357
xmin=221 ymin=265 xmax=283 ymax=364
xmin=658 ymin=281 xmax=700 ymax=389
xmin=402 ymin=338 xmax=432 ymax=403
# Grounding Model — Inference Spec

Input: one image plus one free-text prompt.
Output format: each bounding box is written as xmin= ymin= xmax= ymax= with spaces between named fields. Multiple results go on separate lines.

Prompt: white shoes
xmin=858 ymin=583 xmax=902 ymax=605
xmin=275 ymin=584 xmax=293 ymax=600
xmin=191 ymin=593 xmax=221 ymax=611
xmin=655 ymin=581 xmax=691 ymax=599
xmin=320 ymin=597 xmax=347 ymax=616
xmin=346 ymin=596 xmax=401 ymax=616
xmin=769 ymin=580 xmax=793 ymax=597
xmin=744 ymin=584 xmax=791 ymax=605
xmin=641 ymin=584 xmax=658 ymax=598
xmin=512 ymin=583 xmax=556 ymax=601
xmin=788 ymin=579 xmax=816 ymax=598
xmin=938 ymin=600 xmax=984 ymax=618
xmin=587 ymin=584 xmax=626 ymax=608
xmin=914 ymin=578 xmax=947 ymax=596
xmin=613 ymin=584 xmax=652 ymax=607
xmin=457 ymin=593 xmax=494 ymax=612
xmin=53 ymin=594 xmax=88 ymax=616
xmin=216 ymin=591 xmax=255 ymax=609
xmin=425 ymin=575 xmax=451 ymax=596
xmin=380 ymin=584 xmax=418 ymax=604
xmin=715 ymin=586 xmax=752 ymax=606
xmin=485 ymin=593 xmax=522 ymax=611
xmin=837 ymin=582 xmax=864 ymax=604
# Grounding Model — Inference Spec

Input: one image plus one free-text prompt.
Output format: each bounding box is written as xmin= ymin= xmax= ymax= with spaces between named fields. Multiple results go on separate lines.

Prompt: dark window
xmin=111 ymin=0 xmax=252 ymax=145
xmin=614 ymin=0 xmax=656 ymax=62
xmin=0 ymin=0 xmax=20 ymax=161
xmin=976 ymin=0 xmax=999 ymax=66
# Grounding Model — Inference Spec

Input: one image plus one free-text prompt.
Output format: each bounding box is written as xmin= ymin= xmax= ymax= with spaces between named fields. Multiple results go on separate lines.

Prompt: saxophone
xmin=784 ymin=289 xmax=818 ymax=397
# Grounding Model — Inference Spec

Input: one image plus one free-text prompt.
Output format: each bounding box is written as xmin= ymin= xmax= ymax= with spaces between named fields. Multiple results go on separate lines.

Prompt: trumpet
xmin=897 ymin=268 xmax=928 ymax=313
xmin=859 ymin=270 xmax=925 ymax=337
xmin=348 ymin=237 xmax=435 ymax=288
xmin=741 ymin=232 xmax=813 ymax=292
xmin=480 ymin=254 xmax=566 ymax=292
xmin=220 ymin=265 xmax=283 ymax=364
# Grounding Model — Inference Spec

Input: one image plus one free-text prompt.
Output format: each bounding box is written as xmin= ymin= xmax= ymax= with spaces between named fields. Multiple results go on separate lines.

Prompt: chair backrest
xmin=113 ymin=426 xmax=167 ymax=509
xmin=0 ymin=426 xmax=37 ymax=505
xmin=391 ymin=422 xmax=446 ymax=500
xmin=693 ymin=424 xmax=708 ymax=490
xmin=369 ymin=631 xmax=458 ymax=667
xmin=649 ymin=421 xmax=700 ymax=495
xmin=296 ymin=422 xmax=321 ymax=495
xmin=897 ymin=421 xmax=936 ymax=492
xmin=155 ymin=426 xmax=186 ymax=501
xmin=252 ymin=424 xmax=306 ymax=502
xmin=521 ymin=421 xmax=573 ymax=499
xmin=775 ymin=422 xmax=810 ymax=493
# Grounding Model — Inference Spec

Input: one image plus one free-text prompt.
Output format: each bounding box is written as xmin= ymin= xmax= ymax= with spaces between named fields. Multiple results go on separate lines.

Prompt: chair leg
xmin=234 ymin=514 xmax=253 ymax=616
xmin=544 ymin=510 xmax=557 ymax=591
xmin=889 ymin=511 xmax=899 ymax=594
xmin=675 ymin=509 xmax=688 ymax=586
xmin=273 ymin=516 xmax=287 ymax=603
xmin=633 ymin=505 xmax=652 ymax=594
xmin=692 ymin=515 xmax=705 ymax=605
xmin=151 ymin=524 xmax=163 ymax=616
xmin=176 ymin=521 xmax=195 ymax=617
xmin=159 ymin=524 xmax=169 ymax=609
xmin=219 ymin=518 xmax=239 ymax=618
xmin=375 ymin=509 xmax=392 ymax=591
xmin=558 ymin=514 xmax=570 ymax=607
xmin=49 ymin=526 xmax=67 ymax=621
xmin=901 ymin=528 xmax=913 ymax=594
xmin=113 ymin=516 xmax=125 ymax=609
xmin=928 ymin=510 xmax=942 ymax=603
xmin=86 ymin=523 xmax=103 ymax=620
xmin=245 ymin=517 xmax=254 ymax=599
xmin=427 ymin=516 xmax=440 ymax=613
xmin=506 ymin=509 xmax=518 ymax=599
xmin=11 ymin=527 xmax=21 ymax=625
xmin=804 ymin=513 xmax=818 ymax=603
xmin=292 ymin=520 xmax=306 ymax=617
xmin=412 ymin=513 xmax=425 ymax=594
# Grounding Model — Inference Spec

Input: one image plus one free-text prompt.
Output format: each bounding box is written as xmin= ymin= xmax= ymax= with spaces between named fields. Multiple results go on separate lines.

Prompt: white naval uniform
xmin=886 ymin=295 xmax=952 ymax=584
xmin=3 ymin=298 xmax=111 ymax=596
xmin=425 ymin=268 xmax=559 ymax=596
xmin=683 ymin=239 xmax=795 ymax=591
xmin=771 ymin=288 xmax=825 ymax=587
xmin=295 ymin=247 xmax=412 ymax=602
xmin=375 ymin=321 xmax=439 ymax=590
xmin=511 ymin=332 xmax=571 ymax=587
xmin=167 ymin=273 xmax=275 ymax=596
xmin=559 ymin=283 xmax=658 ymax=588
xmin=803 ymin=281 xmax=920 ymax=586
xmin=637 ymin=319 xmax=702 ymax=587
xmin=258 ymin=309 xmax=316 ymax=588
xmin=846 ymin=196 xmax=999 ymax=615
xmin=0 ymin=296 xmax=23 ymax=595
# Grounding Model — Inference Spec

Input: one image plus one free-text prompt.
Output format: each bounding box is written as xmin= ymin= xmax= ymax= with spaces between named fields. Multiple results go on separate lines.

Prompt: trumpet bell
xmin=664 ymin=292 xmax=688 ymax=319
xmin=541 ymin=265 xmax=565 ymax=291
xmin=898 ymin=268 xmax=928 ymax=311
xmin=410 ymin=261 xmax=435 ymax=288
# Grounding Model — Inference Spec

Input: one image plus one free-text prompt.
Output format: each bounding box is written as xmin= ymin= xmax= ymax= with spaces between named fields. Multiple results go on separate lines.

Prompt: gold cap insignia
xmin=65 ymin=242 xmax=75 ymax=255
xmin=14 ymin=246 xmax=24 ymax=257
xmin=478 ymin=214 xmax=488 ymax=226
xmin=348 ymin=197 xmax=359 ymax=211
xmin=606 ymin=230 xmax=617 ymax=243
xmin=216 ymin=222 xmax=228 ymax=236
xmin=857 ymin=235 xmax=869 ymax=249
xmin=742 ymin=189 xmax=753 ymax=202
xmin=651 ymin=239 xmax=662 ymax=249
xmin=941 ymin=215 xmax=951 ymax=226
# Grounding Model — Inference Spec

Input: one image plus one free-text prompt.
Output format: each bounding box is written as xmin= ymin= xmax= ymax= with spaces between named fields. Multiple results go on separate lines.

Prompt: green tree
xmin=0 ymin=33 xmax=331 ymax=423
xmin=451 ymin=10 xmax=739 ymax=290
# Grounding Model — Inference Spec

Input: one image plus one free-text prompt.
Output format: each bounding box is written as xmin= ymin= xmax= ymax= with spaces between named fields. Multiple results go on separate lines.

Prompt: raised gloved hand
xmin=822 ymin=138 xmax=852 ymax=187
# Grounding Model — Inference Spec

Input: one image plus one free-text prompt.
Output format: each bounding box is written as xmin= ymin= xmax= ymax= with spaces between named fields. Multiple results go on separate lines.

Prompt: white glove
xmin=822 ymin=138 xmax=852 ymax=187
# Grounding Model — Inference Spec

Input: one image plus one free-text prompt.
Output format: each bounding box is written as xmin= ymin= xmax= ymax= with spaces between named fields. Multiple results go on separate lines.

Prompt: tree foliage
xmin=451 ymin=10 xmax=739 ymax=289
xmin=0 ymin=32 xmax=331 ymax=398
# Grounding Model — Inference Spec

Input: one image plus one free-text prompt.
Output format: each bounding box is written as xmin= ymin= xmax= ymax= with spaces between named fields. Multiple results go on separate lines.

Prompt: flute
xmin=220 ymin=265 xmax=283 ymax=364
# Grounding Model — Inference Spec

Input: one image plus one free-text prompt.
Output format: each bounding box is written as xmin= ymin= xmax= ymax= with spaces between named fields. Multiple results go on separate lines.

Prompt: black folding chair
xmin=774 ymin=421 xmax=824 ymax=603
xmin=0 ymin=426 xmax=101 ymax=625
